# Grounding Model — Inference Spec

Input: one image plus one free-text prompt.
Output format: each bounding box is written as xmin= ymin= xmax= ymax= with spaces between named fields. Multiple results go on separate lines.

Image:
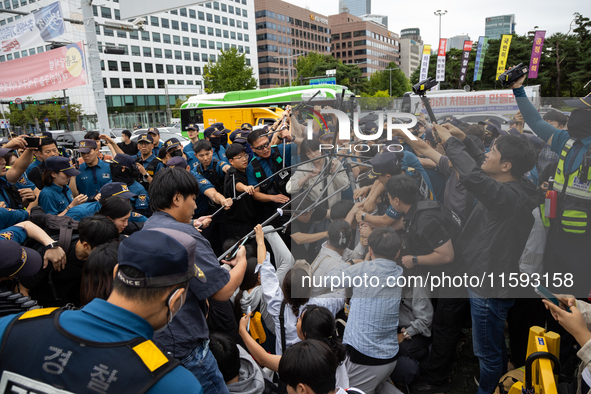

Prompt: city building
xmin=254 ymin=0 xmax=331 ymax=88
xmin=338 ymin=0 xmax=370 ymax=17
xmin=400 ymin=28 xmax=422 ymax=44
xmin=399 ymin=38 xmax=421 ymax=79
xmin=329 ymin=13 xmax=399 ymax=78
xmin=0 ymin=0 xmax=258 ymax=129
xmin=448 ymin=35 xmax=471 ymax=50
xmin=484 ymin=14 xmax=516 ymax=40
xmin=360 ymin=14 xmax=388 ymax=29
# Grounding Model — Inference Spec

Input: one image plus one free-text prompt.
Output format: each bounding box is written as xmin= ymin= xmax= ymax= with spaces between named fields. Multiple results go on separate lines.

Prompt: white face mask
xmin=154 ymin=291 xmax=185 ymax=335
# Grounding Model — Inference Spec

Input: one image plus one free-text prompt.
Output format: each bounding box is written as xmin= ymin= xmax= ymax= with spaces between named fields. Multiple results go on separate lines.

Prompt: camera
xmin=24 ymin=136 xmax=42 ymax=148
xmin=412 ymin=78 xmax=438 ymax=96
xmin=498 ymin=63 xmax=528 ymax=87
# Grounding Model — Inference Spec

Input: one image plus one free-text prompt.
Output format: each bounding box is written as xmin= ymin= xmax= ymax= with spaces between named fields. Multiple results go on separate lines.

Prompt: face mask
xmin=209 ymin=137 xmax=221 ymax=150
xmin=170 ymin=149 xmax=183 ymax=158
xmin=567 ymin=109 xmax=591 ymax=140
xmin=154 ymin=291 xmax=185 ymax=334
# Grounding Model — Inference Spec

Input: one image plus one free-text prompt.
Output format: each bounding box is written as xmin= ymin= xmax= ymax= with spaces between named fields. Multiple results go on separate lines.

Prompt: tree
xmin=294 ymin=52 xmax=367 ymax=93
xmin=172 ymin=95 xmax=193 ymax=118
xmin=367 ymin=62 xmax=412 ymax=96
xmin=203 ymin=48 xmax=257 ymax=93
xmin=7 ymin=97 xmax=83 ymax=131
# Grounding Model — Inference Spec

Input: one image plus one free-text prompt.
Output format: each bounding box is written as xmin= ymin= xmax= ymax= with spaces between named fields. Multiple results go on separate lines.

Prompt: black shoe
xmin=410 ymin=380 xmax=451 ymax=394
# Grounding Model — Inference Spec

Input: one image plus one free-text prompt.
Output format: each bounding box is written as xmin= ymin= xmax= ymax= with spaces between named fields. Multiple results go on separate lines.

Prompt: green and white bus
xmin=180 ymin=84 xmax=356 ymax=135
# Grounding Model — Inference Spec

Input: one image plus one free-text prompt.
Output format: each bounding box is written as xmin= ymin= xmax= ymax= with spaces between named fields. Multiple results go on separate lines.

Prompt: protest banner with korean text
xmin=528 ymin=31 xmax=546 ymax=78
xmin=458 ymin=40 xmax=473 ymax=85
xmin=419 ymin=45 xmax=431 ymax=81
xmin=436 ymin=39 xmax=447 ymax=82
xmin=496 ymin=34 xmax=513 ymax=79
xmin=0 ymin=42 xmax=87 ymax=98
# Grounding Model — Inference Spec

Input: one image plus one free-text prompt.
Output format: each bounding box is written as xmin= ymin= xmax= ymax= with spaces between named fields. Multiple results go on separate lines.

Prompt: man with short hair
xmin=0 ymin=228 xmax=203 ymax=393
xmin=135 ymin=133 xmax=164 ymax=190
xmin=203 ymin=123 xmax=227 ymax=161
xmin=146 ymin=127 xmax=163 ymax=157
xmin=434 ymin=122 xmax=538 ymax=394
xmin=75 ymin=139 xmax=112 ymax=198
xmin=329 ymin=227 xmax=404 ymax=394
xmin=27 ymin=137 xmax=60 ymax=190
xmin=118 ymin=129 xmax=139 ymax=156
xmin=145 ymin=168 xmax=247 ymax=394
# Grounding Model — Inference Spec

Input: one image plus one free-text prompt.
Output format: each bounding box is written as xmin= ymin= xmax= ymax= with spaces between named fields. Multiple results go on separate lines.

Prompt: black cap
xmin=113 ymin=153 xmax=136 ymax=169
xmin=100 ymin=182 xmax=136 ymax=200
xmin=167 ymin=157 xmax=189 ymax=169
xmin=241 ymin=123 xmax=253 ymax=131
xmin=0 ymin=239 xmax=42 ymax=277
xmin=137 ymin=133 xmax=154 ymax=144
xmin=231 ymin=129 xmax=250 ymax=144
xmin=369 ymin=152 xmax=401 ymax=179
xmin=204 ymin=126 xmax=222 ymax=138
xmin=45 ymin=156 xmax=80 ymax=176
xmin=565 ymin=93 xmax=591 ymax=109
xmin=165 ymin=138 xmax=181 ymax=152
xmin=78 ymin=139 xmax=98 ymax=153
xmin=117 ymin=228 xmax=205 ymax=287
xmin=187 ymin=124 xmax=200 ymax=131
xmin=147 ymin=127 xmax=160 ymax=136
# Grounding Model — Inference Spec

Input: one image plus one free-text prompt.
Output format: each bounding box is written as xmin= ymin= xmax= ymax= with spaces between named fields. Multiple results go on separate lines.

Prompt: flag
xmin=473 ymin=36 xmax=489 ymax=81
xmin=496 ymin=34 xmax=513 ymax=79
xmin=419 ymin=45 xmax=431 ymax=81
xmin=458 ymin=40 xmax=473 ymax=85
xmin=528 ymin=31 xmax=546 ymax=78
xmin=436 ymin=39 xmax=447 ymax=82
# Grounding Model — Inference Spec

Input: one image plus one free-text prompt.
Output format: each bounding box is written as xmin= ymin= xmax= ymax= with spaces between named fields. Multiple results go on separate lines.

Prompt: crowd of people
xmin=0 ymin=76 xmax=590 ymax=394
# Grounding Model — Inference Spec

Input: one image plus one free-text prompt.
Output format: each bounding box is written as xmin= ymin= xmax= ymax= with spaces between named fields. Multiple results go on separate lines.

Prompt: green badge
xmin=255 ymin=172 xmax=261 ymax=178
xmin=276 ymin=157 xmax=283 ymax=163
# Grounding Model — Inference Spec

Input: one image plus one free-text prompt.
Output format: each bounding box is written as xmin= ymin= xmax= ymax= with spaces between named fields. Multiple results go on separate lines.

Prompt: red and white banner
xmin=458 ymin=40 xmax=473 ymax=85
xmin=0 ymin=41 xmax=87 ymax=98
xmin=436 ymin=38 xmax=447 ymax=82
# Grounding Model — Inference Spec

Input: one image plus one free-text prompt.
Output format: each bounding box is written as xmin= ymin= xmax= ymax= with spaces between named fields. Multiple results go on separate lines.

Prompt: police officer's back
xmin=0 ymin=229 xmax=203 ymax=394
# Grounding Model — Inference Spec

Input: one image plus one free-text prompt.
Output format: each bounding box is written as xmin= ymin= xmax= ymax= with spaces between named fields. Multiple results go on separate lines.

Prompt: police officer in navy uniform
xmin=230 ymin=128 xmax=254 ymax=161
xmin=135 ymin=134 xmax=164 ymax=191
xmin=0 ymin=229 xmax=203 ymax=393
xmin=203 ymin=124 xmax=227 ymax=162
xmin=75 ymin=139 xmax=112 ymax=199
xmin=145 ymin=127 xmax=164 ymax=158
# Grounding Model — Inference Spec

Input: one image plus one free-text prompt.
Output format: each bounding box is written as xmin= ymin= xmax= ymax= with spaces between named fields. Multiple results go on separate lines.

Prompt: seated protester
xmin=290 ymin=197 xmax=330 ymax=262
xmin=97 ymin=196 xmax=134 ymax=234
xmin=239 ymin=305 xmax=350 ymax=389
xmin=209 ymin=332 xmax=266 ymax=394
xmin=4 ymin=151 xmax=39 ymax=209
xmin=21 ymin=215 xmax=119 ymax=307
xmin=223 ymin=143 xmax=258 ymax=240
xmin=390 ymin=274 xmax=433 ymax=386
xmin=0 ymin=229 xmax=203 ymax=394
xmin=328 ymin=227 xmax=404 ymax=394
xmin=74 ymin=139 xmax=112 ymax=199
xmin=286 ymin=138 xmax=349 ymax=209
xmin=110 ymin=153 xmax=150 ymax=215
xmin=235 ymin=225 xmax=295 ymax=351
xmin=230 ymin=127 xmax=254 ymax=161
xmin=255 ymin=225 xmax=344 ymax=355
xmin=0 ymin=139 xmax=37 ymax=209
xmin=204 ymin=123 xmax=228 ymax=161
xmin=385 ymin=175 xmax=467 ymax=394
xmin=310 ymin=220 xmax=364 ymax=298
xmin=27 ymin=136 xmax=60 ymax=190
xmin=278 ymin=340 xmax=347 ymax=394
xmin=135 ymin=133 xmax=164 ymax=191
xmin=144 ymin=167 xmax=247 ymax=393
xmin=38 ymin=156 xmax=88 ymax=216
xmin=117 ymin=129 xmax=139 ymax=156
xmin=79 ymin=242 xmax=119 ymax=305
xmin=0 ymin=220 xmax=66 ymax=277
xmin=183 ymin=124 xmax=200 ymax=155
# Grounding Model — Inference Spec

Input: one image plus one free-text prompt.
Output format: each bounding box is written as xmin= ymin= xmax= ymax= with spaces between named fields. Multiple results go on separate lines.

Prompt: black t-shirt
xmin=223 ymin=167 xmax=258 ymax=225
xmin=118 ymin=141 xmax=139 ymax=156
xmin=28 ymin=162 xmax=46 ymax=190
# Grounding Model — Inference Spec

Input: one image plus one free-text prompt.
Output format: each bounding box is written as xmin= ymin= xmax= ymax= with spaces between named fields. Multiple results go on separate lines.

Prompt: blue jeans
xmin=180 ymin=340 xmax=230 ymax=394
xmin=468 ymin=289 xmax=514 ymax=394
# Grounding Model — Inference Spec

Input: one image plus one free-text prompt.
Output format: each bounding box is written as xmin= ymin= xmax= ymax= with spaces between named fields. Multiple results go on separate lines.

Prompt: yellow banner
xmin=422 ymin=45 xmax=431 ymax=55
xmin=496 ymin=34 xmax=513 ymax=79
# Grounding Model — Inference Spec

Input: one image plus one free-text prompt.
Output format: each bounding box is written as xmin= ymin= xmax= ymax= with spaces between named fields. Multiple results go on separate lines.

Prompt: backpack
xmin=28 ymin=206 xmax=79 ymax=251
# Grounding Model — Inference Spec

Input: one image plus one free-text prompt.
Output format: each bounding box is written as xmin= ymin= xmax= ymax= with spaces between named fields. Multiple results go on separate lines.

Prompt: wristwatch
xmin=361 ymin=213 xmax=367 ymax=221
xmin=44 ymin=241 xmax=59 ymax=251
xmin=412 ymin=255 xmax=418 ymax=266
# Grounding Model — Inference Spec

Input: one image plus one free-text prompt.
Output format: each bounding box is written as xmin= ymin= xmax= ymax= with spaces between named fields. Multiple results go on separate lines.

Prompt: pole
xmin=389 ymin=68 xmax=392 ymax=97
xmin=165 ymin=83 xmax=172 ymax=124
xmin=288 ymin=58 xmax=292 ymax=87
xmin=82 ymin=0 xmax=110 ymax=136
xmin=63 ymin=89 xmax=71 ymax=131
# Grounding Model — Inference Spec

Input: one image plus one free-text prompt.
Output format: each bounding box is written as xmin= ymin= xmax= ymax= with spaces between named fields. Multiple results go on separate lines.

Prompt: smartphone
xmin=246 ymin=305 xmax=251 ymax=332
xmin=24 ymin=137 xmax=41 ymax=148
xmin=535 ymin=285 xmax=571 ymax=313
xmin=229 ymin=237 xmax=248 ymax=259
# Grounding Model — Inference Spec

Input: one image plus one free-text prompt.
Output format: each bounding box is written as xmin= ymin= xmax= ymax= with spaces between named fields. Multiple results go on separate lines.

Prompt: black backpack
xmin=28 ymin=206 xmax=79 ymax=251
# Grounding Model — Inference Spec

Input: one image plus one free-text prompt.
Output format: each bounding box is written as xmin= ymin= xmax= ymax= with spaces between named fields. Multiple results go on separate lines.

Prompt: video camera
xmin=498 ymin=63 xmax=528 ymax=87
xmin=412 ymin=78 xmax=438 ymax=96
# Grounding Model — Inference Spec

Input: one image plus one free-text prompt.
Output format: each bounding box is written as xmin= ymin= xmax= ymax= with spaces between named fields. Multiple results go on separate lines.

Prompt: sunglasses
xmin=252 ymin=142 xmax=270 ymax=151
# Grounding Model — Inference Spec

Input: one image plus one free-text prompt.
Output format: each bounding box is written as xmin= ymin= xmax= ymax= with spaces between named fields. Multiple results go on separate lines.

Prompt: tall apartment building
xmin=254 ymin=0 xmax=331 ymax=88
xmin=400 ymin=28 xmax=422 ymax=44
xmin=0 ymin=0 xmax=257 ymax=129
xmin=448 ymin=35 xmax=471 ymax=50
xmin=338 ymin=0 xmax=370 ymax=17
xmin=399 ymin=38 xmax=421 ymax=79
xmin=329 ymin=13 xmax=399 ymax=78
xmin=484 ymin=15 xmax=516 ymax=40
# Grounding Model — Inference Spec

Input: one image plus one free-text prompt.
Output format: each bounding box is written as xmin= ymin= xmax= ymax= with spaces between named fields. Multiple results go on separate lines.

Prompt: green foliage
xmin=359 ymin=90 xmax=392 ymax=110
xmin=7 ymin=96 xmax=83 ymax=130
xmin=203 ymin=48 xmax=257 ymax=93
xmin=172 ymin=95 xmax=192 ymax=118
xmin=409 ymin=13 xmax=591 ymax=98
xmin=367 ymin=62 xmax=412 ymax=96
xmin=294 ymin=52 xmax=367 ymax=94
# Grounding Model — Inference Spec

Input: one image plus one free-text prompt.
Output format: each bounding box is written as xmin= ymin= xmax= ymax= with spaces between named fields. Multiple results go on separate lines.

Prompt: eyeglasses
xmin=233 ymin=154 xmax=249 ymax=161
xmin=252 ymin=142 xmax=270 ymax=151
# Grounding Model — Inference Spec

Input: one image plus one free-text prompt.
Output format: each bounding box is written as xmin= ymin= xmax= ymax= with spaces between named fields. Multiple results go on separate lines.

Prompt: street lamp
xmin=276 ymin=53 xmax=301 ymax=87
xmin=434 ymin=10 xmax=447 ymax=43
xmin=383 ymin=67 xmax=399 ymax=97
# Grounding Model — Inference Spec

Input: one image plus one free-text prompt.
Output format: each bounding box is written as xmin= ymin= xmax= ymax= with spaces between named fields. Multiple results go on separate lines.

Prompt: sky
xmin=283 ymin=0 xmax=589 ymax=47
